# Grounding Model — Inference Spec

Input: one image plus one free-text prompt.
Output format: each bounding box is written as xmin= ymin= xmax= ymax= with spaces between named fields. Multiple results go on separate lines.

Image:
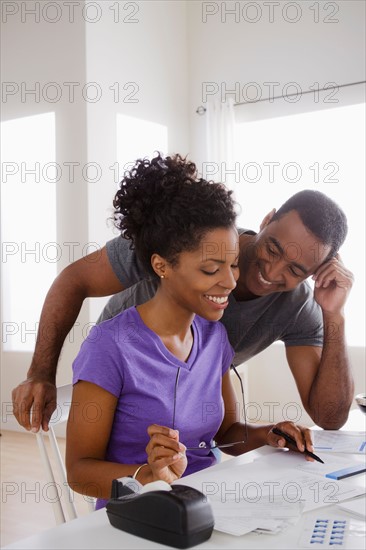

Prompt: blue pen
xmin=272 ymin=427 xmax=324 ymax=463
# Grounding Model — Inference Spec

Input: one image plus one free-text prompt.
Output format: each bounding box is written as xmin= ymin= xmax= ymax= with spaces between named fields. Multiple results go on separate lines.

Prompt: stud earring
xmin=160 ymin=275 xmax=165 ymax=279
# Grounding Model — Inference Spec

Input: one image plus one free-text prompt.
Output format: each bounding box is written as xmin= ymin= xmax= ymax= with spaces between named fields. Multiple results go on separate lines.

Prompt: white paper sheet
xmin=268 ymin=470 xmax=365 ymax=512
xmin=312 ymin=431 xmax=366 ymax=454
xmin=336 ymin=494 xmax=366 ymax=519
xmin=177 ymin=450 xmax=365 ymax=537
xmin=255 ymin=447 xmax=364 ymax=477
xmin=213 ymin=517 xmax=261 ymax=536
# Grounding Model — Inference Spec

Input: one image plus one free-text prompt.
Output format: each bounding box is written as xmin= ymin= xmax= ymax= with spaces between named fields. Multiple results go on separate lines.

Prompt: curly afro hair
xmin=113 ymin=153 xmax=237 ymax=277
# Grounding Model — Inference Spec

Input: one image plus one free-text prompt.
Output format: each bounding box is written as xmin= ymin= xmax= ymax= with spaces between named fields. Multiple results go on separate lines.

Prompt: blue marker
xmin=325 ymin=464 xmax=366 ymax=480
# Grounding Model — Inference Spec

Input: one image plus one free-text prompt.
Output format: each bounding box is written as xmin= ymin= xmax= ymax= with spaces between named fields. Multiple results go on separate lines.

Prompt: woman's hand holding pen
xmin=267 ymin=421 xmax=316 ymax=461
xmin=146 ymin=424 xmax=187 ymax=484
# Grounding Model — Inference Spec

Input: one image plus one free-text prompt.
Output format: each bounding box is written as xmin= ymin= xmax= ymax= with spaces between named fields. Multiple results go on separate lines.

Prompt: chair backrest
xmin=35 ymin=384 xmax=94 ymax=524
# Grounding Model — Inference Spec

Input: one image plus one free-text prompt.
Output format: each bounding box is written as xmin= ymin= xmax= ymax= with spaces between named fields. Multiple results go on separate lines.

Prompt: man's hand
xmin=12 ymin=379 xmax=57 ymax=432
xmin=10 ymin=245 xmax=125 ymax=430
xmin=146 ymin=425 xmax=187 ymax=484
xmin=312 ymin=254 xmax=354 ymax=315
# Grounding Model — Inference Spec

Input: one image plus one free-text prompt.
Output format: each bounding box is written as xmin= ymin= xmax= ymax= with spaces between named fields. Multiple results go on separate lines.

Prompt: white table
xmin=4 ymin=411 xmax=365 ymax=550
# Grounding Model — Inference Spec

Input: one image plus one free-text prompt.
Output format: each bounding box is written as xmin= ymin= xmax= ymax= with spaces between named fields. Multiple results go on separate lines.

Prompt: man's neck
xmin=233 ymin=232 xmax=259 ymax=301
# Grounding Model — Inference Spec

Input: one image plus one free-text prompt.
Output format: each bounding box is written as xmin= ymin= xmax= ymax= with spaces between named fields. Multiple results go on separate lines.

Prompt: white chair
xmin=34 ymin=384 xmax=94 ymax=524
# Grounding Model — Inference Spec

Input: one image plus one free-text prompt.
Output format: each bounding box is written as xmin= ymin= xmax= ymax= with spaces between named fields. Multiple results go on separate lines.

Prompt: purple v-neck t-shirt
xmin=72 ymin=306 xmax=234 ymax=509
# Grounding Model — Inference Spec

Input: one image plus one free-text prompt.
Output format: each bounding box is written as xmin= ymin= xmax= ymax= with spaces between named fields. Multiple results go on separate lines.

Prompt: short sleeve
xmin=72 ymin=322 xmax=124 ymax=397
xmin=282 ymin=283 xmax=323 ymax=348
xmin=97 ymin=279 xmax=158 ymax=324
xmin=106 ymin=236 xmax=147 ymax=287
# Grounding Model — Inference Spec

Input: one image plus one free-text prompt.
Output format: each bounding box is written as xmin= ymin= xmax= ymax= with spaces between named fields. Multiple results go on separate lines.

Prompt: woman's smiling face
xmin=161 ymin=226 xmax=239 ymax=321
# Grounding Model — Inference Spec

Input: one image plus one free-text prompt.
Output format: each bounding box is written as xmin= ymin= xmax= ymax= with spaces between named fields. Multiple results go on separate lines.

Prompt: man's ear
xmin=259 ymin=208 xmax=276 ymax=231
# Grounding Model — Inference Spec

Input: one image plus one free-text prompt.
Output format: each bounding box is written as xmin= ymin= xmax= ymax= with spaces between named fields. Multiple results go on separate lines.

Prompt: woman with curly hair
xmin=66 ymin=153 xmax=313 ymax=509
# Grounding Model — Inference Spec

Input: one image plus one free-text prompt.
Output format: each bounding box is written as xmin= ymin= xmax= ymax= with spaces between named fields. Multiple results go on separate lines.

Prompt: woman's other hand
xmin=146 ymin=424 xmax=187 ymax=483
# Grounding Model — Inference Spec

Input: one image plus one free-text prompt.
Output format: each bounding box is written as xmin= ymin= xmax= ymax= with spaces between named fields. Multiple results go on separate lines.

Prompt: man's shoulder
xmin=286 ymin=280 xmax=314 ymax=302
xmin=262 ymin=280 xmax=315 ymax=313
xmin=106 ymin=234 xmax=130 ymax=251
xmin=97 ymin=279 xmax=158 ymax=324
xmin=249 ymin=280 xmax=313 ymax=307
xmin=225 ymin=281 xmax=315 ymax=321
xmin=237 ymin=227 xmax=256 ymax=236
xmin=265 ymin=281 xmax=319 ymax=324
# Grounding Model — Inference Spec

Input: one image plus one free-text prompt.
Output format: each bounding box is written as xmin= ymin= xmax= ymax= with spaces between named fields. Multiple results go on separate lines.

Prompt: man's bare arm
xmin=12 ymin=246 xmax=124 ymax=432
xmin=287 ymin=333 xmax=353 ymax=430
xmin=287 ymin=255 xmax=354 ymax=429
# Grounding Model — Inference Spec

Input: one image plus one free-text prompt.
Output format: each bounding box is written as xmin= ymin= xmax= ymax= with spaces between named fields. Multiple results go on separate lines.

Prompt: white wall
xmin=1 ymin=0 xmax=189 ymax=431
xmin=84 ymin=0 xmax=190 ymax=321
xmin=1 ymin=0 xmax=364 ymax=430
xmin=185 ymin=0 xmax=366 ymax=421
xmin=186 ymin=0 xmax=366 ymax=165
xmin=1 ymin=4 xmax=89 ymax=430
xmin=234 ymin=344 xmax=366 ymax=427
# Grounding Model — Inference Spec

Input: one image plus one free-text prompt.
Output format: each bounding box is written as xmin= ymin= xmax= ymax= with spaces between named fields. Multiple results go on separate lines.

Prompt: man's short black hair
xmin=271 ymin=190 xmax=348 ymax=260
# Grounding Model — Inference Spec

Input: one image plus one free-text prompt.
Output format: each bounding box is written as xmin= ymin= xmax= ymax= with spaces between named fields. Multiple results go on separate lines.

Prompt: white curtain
xmin=205 ymin=98 xmax=237 ymax=192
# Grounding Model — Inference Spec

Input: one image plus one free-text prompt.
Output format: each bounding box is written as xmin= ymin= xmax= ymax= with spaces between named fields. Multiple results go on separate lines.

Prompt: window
xmin=116 ymin=114 xmax=168 ymax=182
xmin=233 ymin=98 xmax=365 ymax=346
xmin=1 ymin=113 xmax=57 ymax=351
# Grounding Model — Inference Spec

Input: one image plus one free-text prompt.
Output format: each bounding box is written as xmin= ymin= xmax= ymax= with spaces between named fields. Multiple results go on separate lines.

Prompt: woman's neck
xmin=136 ymin=290 xmax=195 ymax=362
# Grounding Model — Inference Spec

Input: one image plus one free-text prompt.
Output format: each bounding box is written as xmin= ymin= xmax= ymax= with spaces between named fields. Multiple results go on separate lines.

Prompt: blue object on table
xmin=325 ymin=464 xmax=366 ymax=480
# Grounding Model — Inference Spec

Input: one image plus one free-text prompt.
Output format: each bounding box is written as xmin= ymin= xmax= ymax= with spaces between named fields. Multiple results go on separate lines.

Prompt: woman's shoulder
xmin=85 ymin=306 xmax=141 ymax=346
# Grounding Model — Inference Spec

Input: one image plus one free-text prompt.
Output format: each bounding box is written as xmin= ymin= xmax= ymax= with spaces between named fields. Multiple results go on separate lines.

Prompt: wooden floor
xmin=0 ymin=430 xmax=91 ymax=547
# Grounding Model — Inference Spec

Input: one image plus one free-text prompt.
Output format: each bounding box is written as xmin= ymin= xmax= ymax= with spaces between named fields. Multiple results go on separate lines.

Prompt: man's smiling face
xmin=239 ymin=210 xmax=332 ymax=297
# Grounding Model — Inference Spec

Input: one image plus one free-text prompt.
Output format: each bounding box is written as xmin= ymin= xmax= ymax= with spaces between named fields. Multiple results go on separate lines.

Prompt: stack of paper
xmin=177 ymin=447 xmax=365 ymax=537
xmin=209 ymin=494 xmax=303 ymax=536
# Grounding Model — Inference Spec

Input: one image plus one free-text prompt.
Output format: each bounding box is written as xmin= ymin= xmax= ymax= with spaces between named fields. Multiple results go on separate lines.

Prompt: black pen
xmin=272 ymin=427 xmax=324 ymax=464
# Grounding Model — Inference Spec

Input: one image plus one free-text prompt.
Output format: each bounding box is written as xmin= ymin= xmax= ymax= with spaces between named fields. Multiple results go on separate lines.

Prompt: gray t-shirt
xmin=100 ymin=230 xmax=323 ymax=366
